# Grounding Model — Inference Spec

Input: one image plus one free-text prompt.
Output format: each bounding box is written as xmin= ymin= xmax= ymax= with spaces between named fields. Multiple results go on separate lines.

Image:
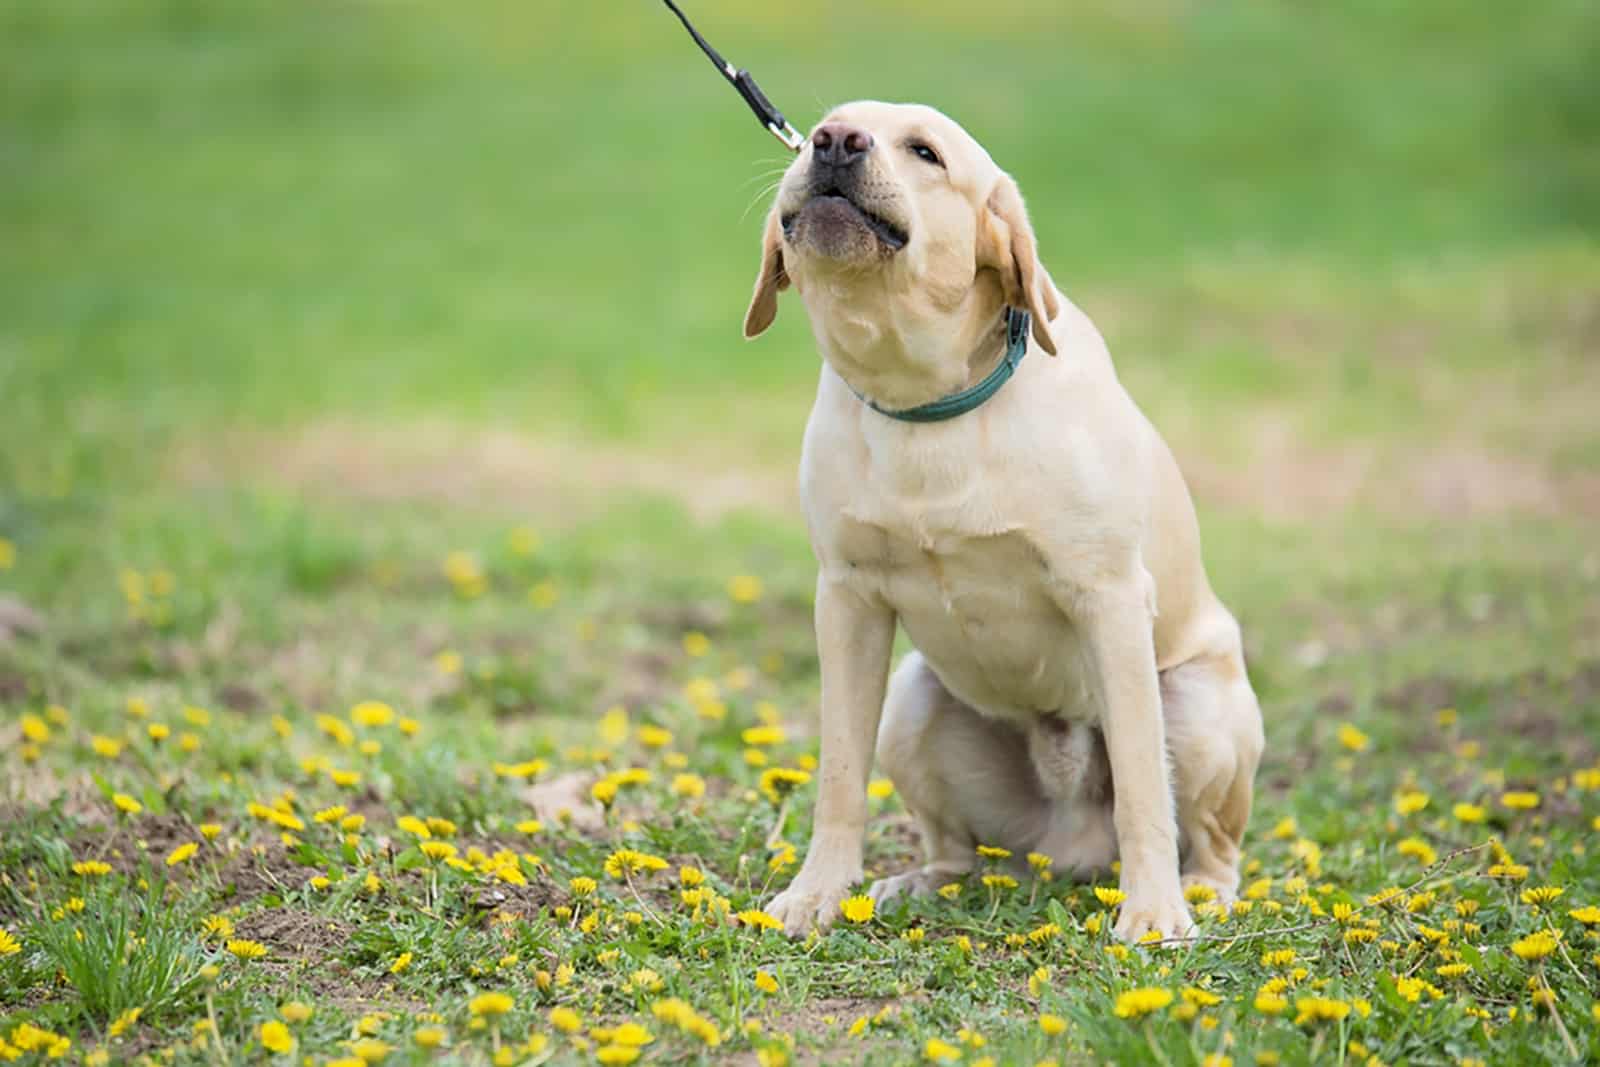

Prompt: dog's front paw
xmin=1114 ymin=887 xmax=1194 ymax=943
xmin=766 ymin=869 xmax=859 ymax=937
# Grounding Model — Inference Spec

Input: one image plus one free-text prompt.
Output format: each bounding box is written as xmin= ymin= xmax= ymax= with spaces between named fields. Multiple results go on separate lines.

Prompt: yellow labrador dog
xmin=744 ymin=101 xmax=1263 ymax=941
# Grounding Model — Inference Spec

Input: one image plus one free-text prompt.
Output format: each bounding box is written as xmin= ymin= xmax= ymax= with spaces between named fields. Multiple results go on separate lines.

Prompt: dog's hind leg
xmin=1162 ymin=633 xmax=1264 ymax=904
xmin=868 ymin=652 xmax=1051 ymax=904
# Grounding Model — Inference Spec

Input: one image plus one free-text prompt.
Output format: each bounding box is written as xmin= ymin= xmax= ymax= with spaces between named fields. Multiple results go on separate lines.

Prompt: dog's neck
xmin=800 ymin=272 xmax=1012 ymax=413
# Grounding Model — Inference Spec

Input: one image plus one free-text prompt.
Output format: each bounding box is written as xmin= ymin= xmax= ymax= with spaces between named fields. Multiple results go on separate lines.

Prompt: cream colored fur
xmin=745 ymin=101 xmax=1264 ymax=941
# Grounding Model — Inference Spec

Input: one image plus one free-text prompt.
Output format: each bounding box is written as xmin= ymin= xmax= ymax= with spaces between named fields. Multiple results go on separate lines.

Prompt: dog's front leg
xmin=1086 ymin=579 xmax=1193 ymax=942
xmin=766 ymin=574 xmax=895 ymax=935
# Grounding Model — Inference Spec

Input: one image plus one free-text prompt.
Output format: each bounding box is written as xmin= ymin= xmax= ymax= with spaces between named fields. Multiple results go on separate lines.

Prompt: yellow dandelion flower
xmin=349 ymin=1038 xmax=389 ymax=1063
xmin=549 ymin=1006 xmax=582 ymax=1033
xmin=72 ymin=859 xmax=112 ymax=877
xmin=1489 ymin=862 xmax=1530 ymax=881
xmin=20 ymin=713 xmax=51 ymax=744
xmin=975 ymin=844 xmax=1012 ymax=860
xmin=637 ymin=724 xmax=673 ymax=748
xmin=1336 ymin=724 xmax=1370 ymax=751
xmin=147 ymin=722 xmax=170 ymax=742
xmin=1293 ymin=997 xmax=1351 ymax=1026
xmin=413 ymin=1027 xmax=446 ymax=1049
xmin=1254 ymin=991 xmax=1289 ymax=1015
xmin=670 ymin=773 xmax=706 ymax=799
xmin=737 ymin=909 xmax=784 ymax=931
xmin=165 ymin=842 xmax=198 ymax=867
xmin=840 ymin=895 xmax=875 ymax=923
xmin=937 ymin=882 xmax=963 ymax=900
xmin=591 ymin=777 xmax=620 ymax=808
xmin=754 ymin=970 xmax=779 ymax=994
xmin=260 ymin=1020 xmax=293 ymax=1054
xmin=1396 ymin=837 xmax=1438 ymax=865
xmin=111 ymin=793 xmax=142 ymax=815
xmin=596 ymin=1046 xmax=640 ymax=1066
xmin=727 ymin=574 xmax=763 ymax=603
xmin=419 ymin=841 xmax=457 ymax=862
xmin=924 ymin=1038 xmax=961 ymax=1063
xmin=279 ymin=1002 xmax=313 ymax=1024
xmin=1114 ymin=988 xmax=1174 ymax=1018
xmin=390 ymin=952 xmax=413 ymax=974
xmin=1038 ymin=1013 xmax=1067 ymax=1036
xmin=469 ymin=992 xmax=513 ymax=1017
xmin=0 ymin=928 xmax=21 ymax=956
xmin=1511 ymin=930 xmax=1559 ymax=961
xmin=106 ymin=1008 xmax=142 ymax=1038
xmin=982 ymin=873 xmax=1017 ymax=890
xmin=1501 ymin=791 xmax=1540 ymax=810
xmin=604 ymin=848 xmax=670 ymax=879
xmin=1094 ymin=886 xmax=1127 ymax=908
xmin=1522 ymin=886 xmax=1564 ymax=907
xmin=758 ymin=767 xmax=811 ymax=805
xmin=315 ymin=713 xmax=355 ymax=746
xmin=1394 ymin=791 xmax=1429 ymax=815
xmin=742 ymin=725 xmax=786 ymax=747
xmin=863 ymin=778 xmax=897 ymax=801
xmin=226 ymin=939 xmax=268 ymax=960
xmin=491 ymin=759 xmax=548 ymax=779
xmin=1452 ymin=802 xmax=1487 ymax=823
xmin=1568 ymin=905 xmax=1600 ymax=925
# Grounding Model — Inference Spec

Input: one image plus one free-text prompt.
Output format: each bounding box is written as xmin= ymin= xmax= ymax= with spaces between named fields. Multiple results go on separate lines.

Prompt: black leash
xmin=659 ymin=0 xmax=805 ymax=152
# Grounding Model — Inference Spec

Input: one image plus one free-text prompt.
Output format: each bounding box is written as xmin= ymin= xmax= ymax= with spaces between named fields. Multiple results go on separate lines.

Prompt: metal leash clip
xmin=662 ymin=0 xmax=806 ymax=154
xmin=766 ymin=118 xmax=806 ymax=153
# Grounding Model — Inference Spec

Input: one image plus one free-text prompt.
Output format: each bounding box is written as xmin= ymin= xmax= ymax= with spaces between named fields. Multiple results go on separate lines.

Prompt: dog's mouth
xmin=782 ymin=188 xmax=909 ymax=253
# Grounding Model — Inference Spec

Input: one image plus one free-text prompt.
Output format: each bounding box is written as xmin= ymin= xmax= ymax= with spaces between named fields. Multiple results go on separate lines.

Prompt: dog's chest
xmin=829 ymin=491 xmax=1099 ymax=723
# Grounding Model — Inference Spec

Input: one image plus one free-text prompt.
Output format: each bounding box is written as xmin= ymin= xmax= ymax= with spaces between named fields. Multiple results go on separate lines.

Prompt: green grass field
xmin=2 ymin=1 xmax=1598 ymax=1063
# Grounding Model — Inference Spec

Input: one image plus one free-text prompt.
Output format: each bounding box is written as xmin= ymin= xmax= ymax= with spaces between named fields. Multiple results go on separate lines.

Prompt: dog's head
xmin=743 ymin=101 xmax=1057 ymax=355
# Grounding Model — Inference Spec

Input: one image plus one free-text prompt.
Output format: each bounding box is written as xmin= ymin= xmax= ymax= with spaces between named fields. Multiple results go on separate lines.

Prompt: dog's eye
xmin=907 ymin=142 xmax=943 ymax=167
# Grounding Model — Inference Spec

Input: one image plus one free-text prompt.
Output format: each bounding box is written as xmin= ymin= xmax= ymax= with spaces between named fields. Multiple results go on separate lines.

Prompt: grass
xmin=2 ymin=0 xmax=1599 ymax=1064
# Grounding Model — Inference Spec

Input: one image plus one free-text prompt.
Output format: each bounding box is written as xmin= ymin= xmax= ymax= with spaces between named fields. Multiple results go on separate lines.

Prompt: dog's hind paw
xmin=867 ymin=869 xmax=937 ymax=905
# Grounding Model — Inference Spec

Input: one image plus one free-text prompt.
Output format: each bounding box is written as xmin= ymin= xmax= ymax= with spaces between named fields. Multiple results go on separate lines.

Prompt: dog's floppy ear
xmin=979 ymin=174 xmax=1059 ymax=355
xmin=743 ymin=206 xmax=790 ymax=339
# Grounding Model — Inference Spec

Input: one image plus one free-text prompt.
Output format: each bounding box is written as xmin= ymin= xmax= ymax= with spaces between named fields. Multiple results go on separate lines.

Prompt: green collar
xmin=857 ymin=307 xmax=1032 ymax=423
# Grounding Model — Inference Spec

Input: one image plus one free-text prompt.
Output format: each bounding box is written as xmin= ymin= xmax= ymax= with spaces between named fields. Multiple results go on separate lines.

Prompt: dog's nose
xmin=811 ymin=123 xmax=874 ymax=167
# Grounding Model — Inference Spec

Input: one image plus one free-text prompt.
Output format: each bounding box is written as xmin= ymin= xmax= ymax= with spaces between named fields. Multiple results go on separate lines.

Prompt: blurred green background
xmin=5 ymin=0 xmax=1598 ymax=477
xmin=1 ymin=0 xmax=1597 ymax=700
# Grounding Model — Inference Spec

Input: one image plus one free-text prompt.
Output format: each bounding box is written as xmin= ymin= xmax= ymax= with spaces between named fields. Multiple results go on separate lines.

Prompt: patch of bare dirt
xmin=168 ymin=421 xmax=799 ymax=524
xmin=218 ymin=843 xmax=317 ymax=903
xmin=172 ymin=414 xmax=1600 ymax=528
xmin=1179 ymin=418 xmax=1600 ymax=522
xmin=235 ymin=906 xmax=351 ymax=961
xmin=71 ymin=813 xmax=196 ymax=877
